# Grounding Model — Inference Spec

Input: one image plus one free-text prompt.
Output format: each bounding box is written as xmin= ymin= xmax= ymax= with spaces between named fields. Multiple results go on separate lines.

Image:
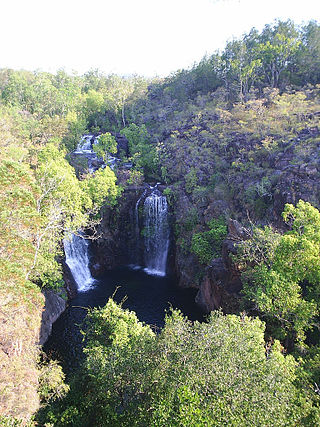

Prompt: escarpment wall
xmin=90 ymin=187 xmax=144 ymax=276
xmin=88 ymin=133 xmax=320 ymax=314
xmin=170 ymin=140 xmax=320 ymax=313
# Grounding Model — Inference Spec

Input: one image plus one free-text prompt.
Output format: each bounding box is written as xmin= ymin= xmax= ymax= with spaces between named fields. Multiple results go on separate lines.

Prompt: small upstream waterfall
xmin=75 ymin=134 xmax=96 ymax=153
xmin=143 ymin=187 xmax=169 ymax=276
xmin=74 ymin=134 xmax=120 ymax=173
xmin=63 ymin=234 xmax=95 ymax=292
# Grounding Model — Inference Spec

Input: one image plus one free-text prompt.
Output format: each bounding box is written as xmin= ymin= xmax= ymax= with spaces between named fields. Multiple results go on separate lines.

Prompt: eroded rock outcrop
xmin=39 ymin=290 xmax=67 ymax=345
xmin=196 ymin=220 xmax=248 ymax=313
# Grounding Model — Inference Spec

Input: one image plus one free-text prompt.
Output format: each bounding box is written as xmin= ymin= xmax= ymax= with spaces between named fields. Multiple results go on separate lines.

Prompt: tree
xmin=255 ymin=21 xmax=300 ymax=89
xmin=221 ymin=40 xmax=261 ymax=102
xmin=93 ymin=132 xmax=117 ymax=163
xmin=238 ymin=200 xmax=320 ymax=344
xmin=298 ymin=21 xmax=320 ymax=85
xmin=84 ymin=89 xmax=105 ymax=131
xmin=121 ymin=123 xmax=158 ymax=177
xmin=39 ymin=299 xmax=313 ymax=426
xmin=82 ymin=166 xmax=120 ymax=208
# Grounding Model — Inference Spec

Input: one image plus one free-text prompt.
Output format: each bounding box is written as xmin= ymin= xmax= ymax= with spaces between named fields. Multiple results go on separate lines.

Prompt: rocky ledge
xmin=39 ymin=290 xmax=67 ymax=345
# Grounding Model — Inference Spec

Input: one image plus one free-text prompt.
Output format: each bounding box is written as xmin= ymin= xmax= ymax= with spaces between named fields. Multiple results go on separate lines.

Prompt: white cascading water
xmin=74 ymin=134 xmax=97 ymax=153
xmin=63 ymin=233 xmax=95 ymax=292
xmin=143 ymin=188 xmax=169 ymax=276
xmin=74 ymin=134 xmax=120 ymax=172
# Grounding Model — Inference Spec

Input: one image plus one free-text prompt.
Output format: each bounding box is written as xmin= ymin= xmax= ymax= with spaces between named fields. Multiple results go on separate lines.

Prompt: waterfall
xmin=63 ymin=233 xmax=95 ymax=292
xmin=143 ymin=187 xmax=169 ymax=276
xmin=75 ymin=134 xmax=97 ymax=153
xmin=74 ymin=134 xmax=120 ymax=173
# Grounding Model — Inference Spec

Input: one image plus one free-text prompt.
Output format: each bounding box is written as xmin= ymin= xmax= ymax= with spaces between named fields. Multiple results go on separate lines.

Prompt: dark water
xmin=44 ymin=266 xmax=204 ymax=373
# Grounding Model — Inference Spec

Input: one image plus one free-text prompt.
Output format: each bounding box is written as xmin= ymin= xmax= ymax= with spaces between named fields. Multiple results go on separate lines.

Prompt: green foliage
xmin=0 ymin=99 xmax=121 ymax=420
xmin=0 ymin=416 xmax=35 ymax=426
xmin=40 ymin=299 xmax=314 ymax=426
xmin=31 ymin=144 xmax=90 ymax=287
xmin=125 ymin=169 xmax=144 ymax=186
xmin=82 ymin=166 xmax=121 ymax=208
xmin=121 ymin=123 xmax=158 ymax=177
xmin=93 ymin=132 xmax=117 ymax=162
xmin=63 ymin=111 xmax=88 ymax=152
xmin=238 ymin=200 xmax=320 ymax=343
xmin=38 ymin=360 xmax=69 ymax=403
xmin=30 ymin=143 xmax=121 ymax=288
xmin=185 ymin=167 xmax=198 ymax=193
xmin=191 ymin=217 xmax=227 ymax=264
xmin=163 ymin=187 xmax=176 ymax=206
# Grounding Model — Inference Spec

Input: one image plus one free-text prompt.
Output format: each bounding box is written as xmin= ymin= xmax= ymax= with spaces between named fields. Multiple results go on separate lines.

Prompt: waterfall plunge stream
xmin=142 ymin=187 xmax=169 ymax=277
xmin=63 ymin=234 xmax=95 ymax=292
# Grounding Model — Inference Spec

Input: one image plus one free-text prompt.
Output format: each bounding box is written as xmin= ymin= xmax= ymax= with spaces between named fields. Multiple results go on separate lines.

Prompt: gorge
xmin=45 ymin=180 xmax=203 ymax=372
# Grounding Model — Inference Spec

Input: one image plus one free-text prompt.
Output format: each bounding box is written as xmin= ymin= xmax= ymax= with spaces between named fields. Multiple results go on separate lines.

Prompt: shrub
xmin=191 ymin=217 xmax=227 ymax=264
xmin=185 ymin=168 xmax=198 ymax=193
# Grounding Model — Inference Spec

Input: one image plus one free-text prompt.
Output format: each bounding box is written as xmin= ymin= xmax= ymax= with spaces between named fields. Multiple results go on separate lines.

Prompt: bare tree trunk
xmin=122 ymin=103 xmax=126 ymax=128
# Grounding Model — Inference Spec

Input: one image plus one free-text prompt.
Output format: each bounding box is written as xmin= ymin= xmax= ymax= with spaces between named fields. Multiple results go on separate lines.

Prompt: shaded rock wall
xmin=91 ymin=187 xmax=144 ymax=275
xmin=195 ymin=220 xmax=247 ymax=313
xmin=39 ymin=290 xmax=67 ymax=345
xmin=39 ymin=261 xmax=76 ymax=345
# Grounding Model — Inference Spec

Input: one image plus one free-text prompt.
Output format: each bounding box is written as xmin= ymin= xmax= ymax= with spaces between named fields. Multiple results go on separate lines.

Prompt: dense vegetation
xmin=1 ymin=18 xmax=320 ymax=425
xmin=0 ymin=71 xmax=123 ymax=421
xmin=37 ymin=299 xmax=316 ymax=426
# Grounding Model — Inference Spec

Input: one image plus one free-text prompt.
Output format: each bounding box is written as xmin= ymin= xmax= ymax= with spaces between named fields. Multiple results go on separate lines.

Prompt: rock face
xmin=169 ymin=127 xmax=320 ymax=312
xmin=88 ymin=128 xmax=320 ymax=313
xmin=171 ymin=185 xmax=245 ymax=312
xmin=173 ymin=189 xmax=203 ymax=289
xmin=39 ymin=248 xmax=82 ymax=346
xmin=173 ymin=195 xmax=247 ymax=313
xmin=91 ymin=187 xmax=144 ymax=275
xmin=115 ymin=133 xmax=129 ymax=157
xmin=195 ymin=220 xmax=248 ymax=313
xmin=39 ymin=290 xmax=67 ymax=345
xmin=62 ymin=258 xmax=78 ymax=298
xmin=195 ymin=259 xmax=237 ymax=313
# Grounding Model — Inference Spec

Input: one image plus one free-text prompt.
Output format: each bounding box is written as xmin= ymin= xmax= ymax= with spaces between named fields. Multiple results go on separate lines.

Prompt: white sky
xmin=1 ymin=0 xmax=319 ymax=77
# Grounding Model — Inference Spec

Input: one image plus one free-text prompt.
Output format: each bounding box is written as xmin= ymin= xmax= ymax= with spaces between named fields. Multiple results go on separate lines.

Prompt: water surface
xmin=44 ymin=267 xmax=204 ymax=373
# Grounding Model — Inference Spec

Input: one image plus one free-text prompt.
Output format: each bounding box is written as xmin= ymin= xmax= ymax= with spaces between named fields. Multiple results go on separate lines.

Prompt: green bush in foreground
xmin=39 ymin=299 xmax=317 ymax=426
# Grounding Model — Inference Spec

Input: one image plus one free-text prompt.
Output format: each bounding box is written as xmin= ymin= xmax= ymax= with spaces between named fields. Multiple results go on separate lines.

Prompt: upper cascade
xmin=142 ymin=184 xmax=170 ymax=277
xmin=75 ymin=134 xmax=97 ymax=153
xmin=74 ymin=134 xmax=120 ymax=173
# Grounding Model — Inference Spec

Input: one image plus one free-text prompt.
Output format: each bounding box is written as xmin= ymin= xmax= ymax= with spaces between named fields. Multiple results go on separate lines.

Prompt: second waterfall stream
xmin=63 ymin=233 xmax=95 ymax=292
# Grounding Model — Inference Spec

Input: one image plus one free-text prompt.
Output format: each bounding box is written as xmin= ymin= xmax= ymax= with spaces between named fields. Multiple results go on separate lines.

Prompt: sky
xmin=1 ymin=0 xmax=319 ymax=77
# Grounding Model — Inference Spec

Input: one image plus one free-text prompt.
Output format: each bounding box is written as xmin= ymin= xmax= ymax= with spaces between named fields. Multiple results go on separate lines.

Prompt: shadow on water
xmin=44 ymin=266 xmax=204 ymax=374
